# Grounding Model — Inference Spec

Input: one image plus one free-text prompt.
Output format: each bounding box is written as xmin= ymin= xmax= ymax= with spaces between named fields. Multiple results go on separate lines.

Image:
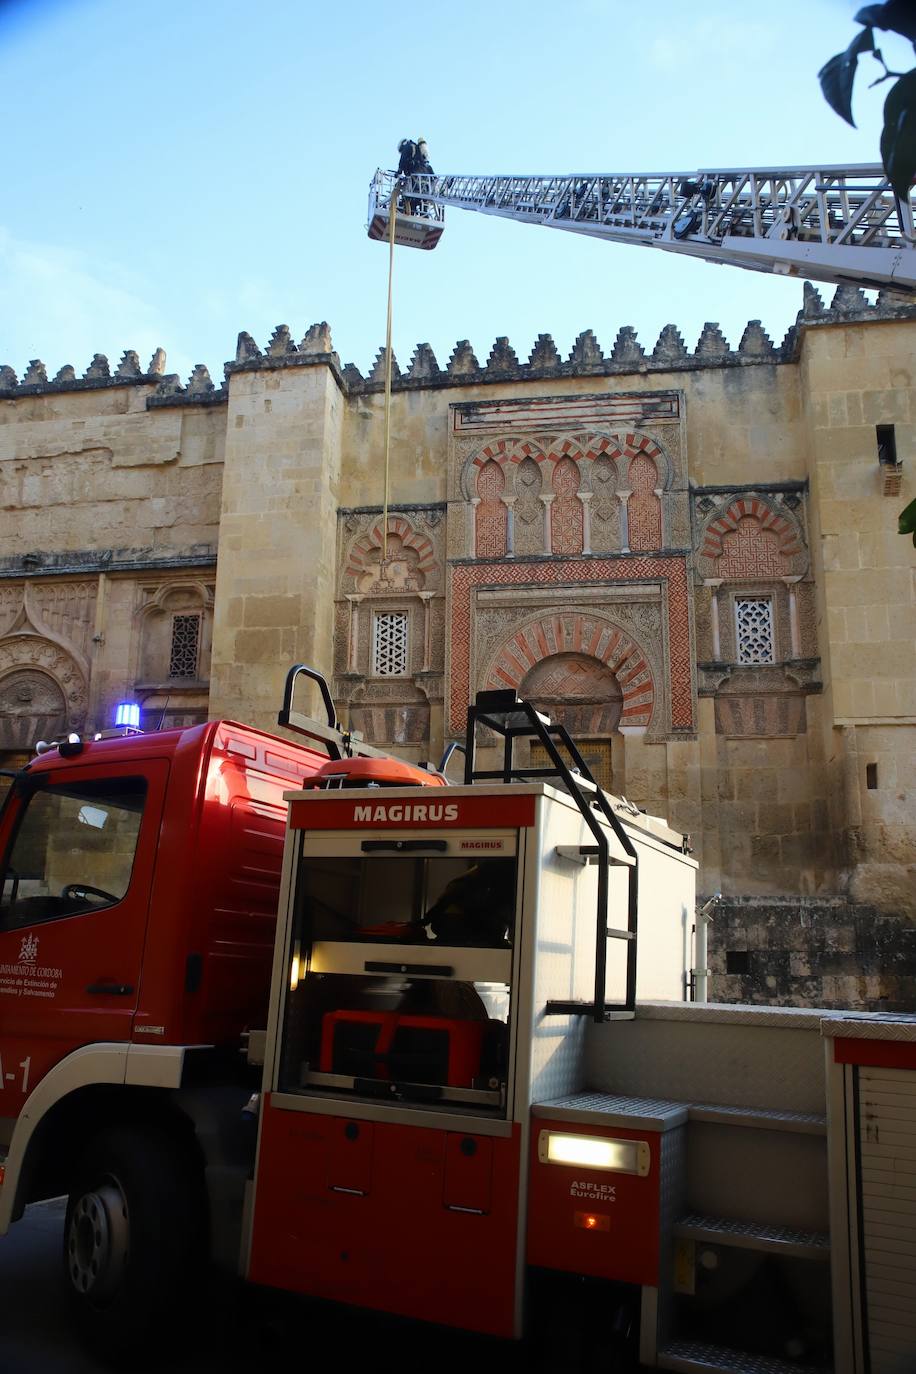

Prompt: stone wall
xmin=799 ymin=296 xmax=916 ymax=914
xmin=0 ymin=289 xmax=912 ymax=926
xmin=708 ymin=896 xmax=916 ymax=1011
xmin=0 ymin=351 xmax=222 ymax=736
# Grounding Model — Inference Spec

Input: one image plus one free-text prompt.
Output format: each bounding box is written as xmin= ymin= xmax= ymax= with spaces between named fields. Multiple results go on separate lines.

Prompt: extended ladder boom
xmin=368 ymin=165 xmax=916 ymax=291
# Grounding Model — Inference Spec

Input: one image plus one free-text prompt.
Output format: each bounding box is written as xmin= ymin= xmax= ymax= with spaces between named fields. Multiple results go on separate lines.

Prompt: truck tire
xmin=63 ymin=1125 xmax=206 ymax=1366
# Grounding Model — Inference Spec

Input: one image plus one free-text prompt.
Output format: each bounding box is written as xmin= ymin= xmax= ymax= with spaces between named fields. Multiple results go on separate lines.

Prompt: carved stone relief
xmin=476 ymin=604 xmax=662 ymax=734
xmin=550 ymin=457 xmax=583 ymax=555
xmin=589 ymin=454 xmax=619 ymax=552
xmin=356 ymin=537 xmax=426 ymax=593
xmin=0 ymin=637 xmax=88 ymax=743
xmin=714 ymin=692 xmax=807 ymax=738
xmin=694 ymin=494 xmax=809 ymax=582
xmin=27 ymin=582 xmax=97 ymax=659
xmin=339 ymin=511 xmax=444 ymax=596
xmin=521 ymin=652 xmax=623 ymax=735
xmin=0 ymin=669 xmax=68 ymax=749
xmin=513 ymin=457 xmax=544 ymax=556
xmin=345 ymin=679 xmax=431 ymax=747
xmin=334 ymin=510 xmax=446 ymax=748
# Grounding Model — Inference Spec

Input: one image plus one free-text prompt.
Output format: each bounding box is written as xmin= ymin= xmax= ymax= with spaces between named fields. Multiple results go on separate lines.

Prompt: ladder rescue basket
xmin=368 ymin=169 xmax=444 ymax=251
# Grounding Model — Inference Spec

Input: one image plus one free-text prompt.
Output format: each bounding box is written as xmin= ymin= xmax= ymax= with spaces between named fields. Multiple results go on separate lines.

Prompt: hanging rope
xmin=381 ymin=180 xmax=401 ymax=562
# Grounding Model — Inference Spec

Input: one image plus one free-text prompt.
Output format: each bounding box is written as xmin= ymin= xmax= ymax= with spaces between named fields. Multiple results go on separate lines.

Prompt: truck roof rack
xmin=463 ymin=689 xmax=638 ymax=1022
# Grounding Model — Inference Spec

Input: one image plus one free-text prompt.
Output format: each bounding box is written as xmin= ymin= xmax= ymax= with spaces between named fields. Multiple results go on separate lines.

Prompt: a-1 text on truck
xmin=0 ymin=665 xmax=914 ymax=1374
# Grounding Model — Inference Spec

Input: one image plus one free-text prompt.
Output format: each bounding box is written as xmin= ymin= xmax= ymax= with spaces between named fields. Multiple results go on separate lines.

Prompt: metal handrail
xmin=462 ymin=690 xmax=638 ymax=1021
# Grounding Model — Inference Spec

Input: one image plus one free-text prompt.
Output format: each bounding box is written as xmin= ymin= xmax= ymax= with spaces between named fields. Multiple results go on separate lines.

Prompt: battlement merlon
xmin=1 ymin=285 xmax=914 ymax=407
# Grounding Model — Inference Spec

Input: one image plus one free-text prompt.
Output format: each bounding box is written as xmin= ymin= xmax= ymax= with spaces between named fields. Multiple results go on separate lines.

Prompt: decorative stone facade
xmin=334 ymin=507 xmax=445 ymax=748
xmin=0 ymin=286 xmax=913 ymax=926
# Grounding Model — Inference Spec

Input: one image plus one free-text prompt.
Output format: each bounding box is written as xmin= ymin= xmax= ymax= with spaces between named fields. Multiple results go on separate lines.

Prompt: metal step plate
xmin=689 ymin=1103 xmax=827 ymax=1135
xmin=658 ymin=1340 xmax=830 ymax=1373
xmin=674 ymin=1213 xmax=830 ymax=1260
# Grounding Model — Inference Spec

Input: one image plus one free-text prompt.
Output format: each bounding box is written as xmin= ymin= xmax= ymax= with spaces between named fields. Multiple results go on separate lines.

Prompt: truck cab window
xmin=0 ymin=777 xmax=147 ymax=931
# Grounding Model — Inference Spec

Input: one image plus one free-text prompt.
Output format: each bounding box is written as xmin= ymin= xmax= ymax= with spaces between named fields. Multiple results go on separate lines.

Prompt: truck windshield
xmin=279 ymin=849 xmax=517 ymax=1115
xmin=0 ymin=776 xmax=147 ymax=931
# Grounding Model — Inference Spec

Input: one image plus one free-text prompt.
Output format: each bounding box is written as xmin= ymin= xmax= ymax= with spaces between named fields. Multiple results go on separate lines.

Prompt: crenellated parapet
xmin=146 ymin=362 xmax=227 ymax=409
xmin=1 ymin=284 xmax=913 ymax=407
xmin=342 ymin=283 xmax=916 ymax=394
xmin=223 ymin=321 xmax=343 ymax=389
xmin=0 ymin=349 xmax=169 ymax=398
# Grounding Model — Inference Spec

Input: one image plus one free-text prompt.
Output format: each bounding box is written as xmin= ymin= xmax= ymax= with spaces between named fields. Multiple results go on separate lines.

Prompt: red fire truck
xmin=1 ymin=667 xmax=914 ymax=1373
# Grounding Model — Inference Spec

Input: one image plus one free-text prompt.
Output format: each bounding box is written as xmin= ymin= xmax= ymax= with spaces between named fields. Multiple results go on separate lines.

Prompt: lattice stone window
xmin=372 ymin=611 xmax=409 ymax=677
xmin=735 ymin=597 xmax=775 ymax=664
xmin=169 ymin=613 xmax=201 ymax=679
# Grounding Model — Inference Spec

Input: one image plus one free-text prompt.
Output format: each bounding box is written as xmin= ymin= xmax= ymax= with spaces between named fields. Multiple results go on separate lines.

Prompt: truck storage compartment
xmin=320 ymin=1008 xmax=502 ymax=1087
xmin=277 ymin=838 xmax=517 ymax=1113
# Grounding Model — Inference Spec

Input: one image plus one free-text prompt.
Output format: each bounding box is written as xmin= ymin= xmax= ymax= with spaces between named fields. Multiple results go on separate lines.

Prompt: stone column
xmin=503 ymin=498 xmax=516 ymax=556
xmin=469 ymin=498 xmax=480 ymax=557
xmin=784 ymin=576 xmax=802 ymax=657
xmin=540 ymin=494 xmax=555 ymax=554
xmin=419 ymin=591 xmax=434 ymax=671
xmin=705 ymin=579 xmax=723 ymax=659
xmin=345 ymin=595 xmax=363 ymax=673
xmin=579 ymin=492 xmax=593 ymax=554
xmin=617 ymin=491 xmax=631 ymax=553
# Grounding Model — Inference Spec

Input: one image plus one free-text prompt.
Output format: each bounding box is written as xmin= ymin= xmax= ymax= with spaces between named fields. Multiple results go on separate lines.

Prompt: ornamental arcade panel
xmin=446 ymin=391 xmax=693 ymax=743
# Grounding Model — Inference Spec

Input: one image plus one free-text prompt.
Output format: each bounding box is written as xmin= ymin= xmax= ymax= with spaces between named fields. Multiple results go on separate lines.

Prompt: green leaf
xmin=881 ymin=68 xmax=916 ymax=197
xmin=818 ymin=27 xmax=876 ymax=125
xmin=855 ymin=2 xmax=916 ymax=44
xmin=900 ymin=494 xmax=916 ymax=546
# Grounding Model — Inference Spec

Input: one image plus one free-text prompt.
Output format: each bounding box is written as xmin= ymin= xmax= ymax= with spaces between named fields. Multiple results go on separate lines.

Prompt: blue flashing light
xmin=114 ymin=702 xmax=141 ymax=730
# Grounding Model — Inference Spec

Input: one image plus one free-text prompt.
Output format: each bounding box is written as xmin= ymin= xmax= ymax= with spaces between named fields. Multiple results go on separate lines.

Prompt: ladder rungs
xmin=555 ymin=845 xmax=635 ymax=867
xmin=607 ymin=927 xmax=636 ymax=941
xmin=544 ymin=1000 xmax=636 ymax=1020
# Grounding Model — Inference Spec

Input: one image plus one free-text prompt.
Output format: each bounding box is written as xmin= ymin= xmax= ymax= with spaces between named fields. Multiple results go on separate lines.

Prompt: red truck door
xmin=0 ymin=760 xmax=167 ymax=1112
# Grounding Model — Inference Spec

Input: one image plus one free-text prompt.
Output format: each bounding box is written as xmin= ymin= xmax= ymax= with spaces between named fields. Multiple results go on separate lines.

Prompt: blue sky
xmin=0 ymin=0 xmax=909 ymax=383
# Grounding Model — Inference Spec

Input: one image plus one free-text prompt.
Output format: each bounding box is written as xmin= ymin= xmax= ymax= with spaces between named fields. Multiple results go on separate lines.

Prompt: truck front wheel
xmin=63 ymin=1125 xmax=206 ymax=1365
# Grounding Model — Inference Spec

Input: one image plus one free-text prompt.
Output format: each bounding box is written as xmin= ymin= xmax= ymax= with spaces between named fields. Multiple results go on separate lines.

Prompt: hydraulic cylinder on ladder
xmin=367 ymin=163 xmax=916 ymax=290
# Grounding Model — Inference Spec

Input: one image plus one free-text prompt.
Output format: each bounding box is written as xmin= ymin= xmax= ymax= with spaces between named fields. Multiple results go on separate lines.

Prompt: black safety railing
xmin=463 ymin=689 xmax=638 ymax=1022
xmin=278 ymin=664 xmax=390 ymax=761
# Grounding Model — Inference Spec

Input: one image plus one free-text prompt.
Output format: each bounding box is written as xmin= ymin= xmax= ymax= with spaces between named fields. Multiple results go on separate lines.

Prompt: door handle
xmin=86 ymin=982 xmax=134 ymax=996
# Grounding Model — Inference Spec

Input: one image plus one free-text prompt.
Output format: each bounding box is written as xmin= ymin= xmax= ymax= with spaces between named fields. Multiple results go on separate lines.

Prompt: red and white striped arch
xmin=345 ymin=515 xmax=438 ymax=579
xmin=468 ymin=430 xmax=665 ymax=469
xmin=484 ymin=612 xmax=655 ymax=728
xmin=700 ymin=498 xmax=803 ymax=560
xmin=469 ymin=437 xmax=546 ymax=468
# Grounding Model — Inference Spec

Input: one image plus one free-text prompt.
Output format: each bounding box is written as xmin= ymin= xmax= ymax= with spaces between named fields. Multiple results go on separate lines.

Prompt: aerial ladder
xmin=367 ymin=163 xmax=916 ymax=291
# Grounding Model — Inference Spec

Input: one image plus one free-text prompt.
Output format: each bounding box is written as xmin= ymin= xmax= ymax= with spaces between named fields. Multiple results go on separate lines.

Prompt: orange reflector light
xmin=574 ymin=1211 xmax=610 ymax=1232
xmin=0 ymin=1165 xmax=5 ymax=1187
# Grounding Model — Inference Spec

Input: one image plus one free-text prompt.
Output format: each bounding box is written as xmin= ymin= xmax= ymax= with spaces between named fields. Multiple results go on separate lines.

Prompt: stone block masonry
xmin=0 ymin=287 xmax=912 ymax=1005
xmin=709 ymin=897 xmax=916 ymax=1011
